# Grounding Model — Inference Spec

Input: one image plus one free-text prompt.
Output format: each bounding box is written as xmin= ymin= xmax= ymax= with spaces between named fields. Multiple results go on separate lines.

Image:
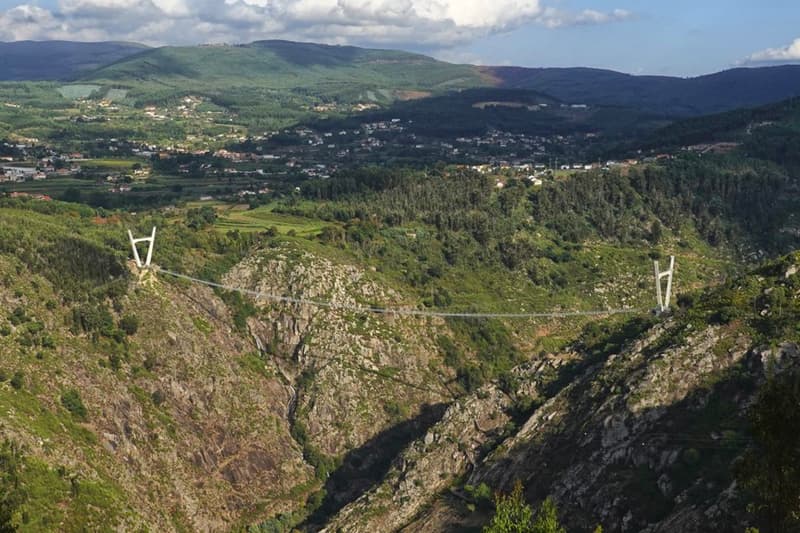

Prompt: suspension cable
xmin=156 ymin=268 xmax=646 ymax=319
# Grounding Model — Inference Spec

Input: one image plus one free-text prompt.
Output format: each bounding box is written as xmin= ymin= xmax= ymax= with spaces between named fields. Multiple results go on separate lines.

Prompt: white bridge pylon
xmin=128 ymin=227 xmax=156 ymax=269
xmin=654 ymin=255 xmax=675 ymax=313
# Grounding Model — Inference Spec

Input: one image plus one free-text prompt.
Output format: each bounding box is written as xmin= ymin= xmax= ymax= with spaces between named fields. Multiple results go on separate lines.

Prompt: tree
xmin=484 ymin=480 xmax=533 ymax=533
xmin=532 ymin=497 xmax=566 ymax=533
xmin=737 ymin=370 xmax=800 ymax=532
xmin=186 ymin=206 xmax=217 ymax=230
xmin=61 ymin=187 xmax=82 ymax=203
xmin=484 ymin=483 xmax=567 ymax=533
xmin=649 ymin=219 xmax=663 ymax=243
xmin=0 ymin=439 xmax=27 ymax=532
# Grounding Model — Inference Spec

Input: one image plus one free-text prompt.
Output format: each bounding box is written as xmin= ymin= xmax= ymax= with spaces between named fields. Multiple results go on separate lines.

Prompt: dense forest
xmin=290 ymin=154 xmax=800 ymax=275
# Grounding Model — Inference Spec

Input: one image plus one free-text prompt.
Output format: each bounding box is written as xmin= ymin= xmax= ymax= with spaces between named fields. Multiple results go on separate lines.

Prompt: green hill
xmin=85 ymin=40 xmax=488 ymax=103
xmin=67 ymin=40 xmax=491 ymax=134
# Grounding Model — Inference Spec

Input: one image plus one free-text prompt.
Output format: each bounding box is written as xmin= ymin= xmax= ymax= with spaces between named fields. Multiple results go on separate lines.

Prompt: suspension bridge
xmin=129 ymin=227 xmax=676 ymax=319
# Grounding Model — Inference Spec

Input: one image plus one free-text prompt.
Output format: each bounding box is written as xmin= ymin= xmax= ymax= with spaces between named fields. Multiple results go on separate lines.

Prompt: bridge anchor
xmin=654 ymin=255 xmax=675 ymax=313
xmin=128 ymin=227 xmax=156 ymax=269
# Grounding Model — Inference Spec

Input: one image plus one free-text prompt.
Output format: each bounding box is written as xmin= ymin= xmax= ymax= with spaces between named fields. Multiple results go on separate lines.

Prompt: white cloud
xmin=0 ymin=1 xmax=633 ymax=51
xmin=539 ymin=7 xmax=632 ymax=29
xmin=744 ymin=38 xmax=800 ymax=64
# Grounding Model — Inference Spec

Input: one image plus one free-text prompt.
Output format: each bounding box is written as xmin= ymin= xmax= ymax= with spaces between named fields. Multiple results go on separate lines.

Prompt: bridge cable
xmin=156 ymin=268 xmax=646 ymax=320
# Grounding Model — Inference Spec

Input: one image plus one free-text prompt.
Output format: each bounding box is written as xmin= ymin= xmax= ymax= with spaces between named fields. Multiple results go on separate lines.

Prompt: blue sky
xmin=1 ymin=0 xmax=799 ymax=76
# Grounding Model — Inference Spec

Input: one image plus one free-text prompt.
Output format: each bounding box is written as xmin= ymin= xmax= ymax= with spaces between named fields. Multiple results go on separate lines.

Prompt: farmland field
xmin=213 ymin=203 xmax=329 ymax=236
xmin=104 ymin=88 xmax=129 ymax=101
xmin=80 ymin=158 xmax=143 ymax=170
xmin=57 ymin=85 xmax=102 ymax=99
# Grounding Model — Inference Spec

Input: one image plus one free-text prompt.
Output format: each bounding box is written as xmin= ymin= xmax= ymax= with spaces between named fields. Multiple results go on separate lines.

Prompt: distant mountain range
xmin=485 ymin=65 xmax=800 ymax=116
xmin=1 ymin=39 xmax=800 ymax=117
xmin=0 ymin=40 xmax=149 ymax=81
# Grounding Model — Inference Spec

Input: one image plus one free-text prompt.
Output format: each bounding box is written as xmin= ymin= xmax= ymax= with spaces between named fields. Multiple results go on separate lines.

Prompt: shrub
xmin=73 ymin=304 xmax=114 ymax=335
xmin=9 ymin=371 xmax=23 ymax=390
xmin=484 ymin=483 xmax=566 ymax=533
xmin=60 ymin=389 xmax=87 ymax=421
xmin=465 ymin=482 xmax=494 ymax=510
xmin=119 ymin=314 xmax=139 ymax=336
xmin=532 ymin=497 xmax=566 ymax=533
xmin=8 ymin=307 xmax=27 ymax=326
xmin=151 ymin=390 xmax=166 ymax=406
xmin=41 ymin=334 xmax=56 ymax=349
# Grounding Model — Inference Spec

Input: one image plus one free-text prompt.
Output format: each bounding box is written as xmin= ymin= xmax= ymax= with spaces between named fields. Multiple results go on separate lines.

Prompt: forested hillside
xmin=638 ymin=96 xmax=800 ymax=171
xmin=82 ymin=41 xmax=487 ymax=114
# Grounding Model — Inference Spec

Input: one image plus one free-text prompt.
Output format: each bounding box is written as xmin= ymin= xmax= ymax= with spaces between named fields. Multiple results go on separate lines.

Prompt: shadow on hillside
xmin=302 ymin=402 xmax=448 ymax=529
xmin=470 ymin=350 xmax=768 ymax=533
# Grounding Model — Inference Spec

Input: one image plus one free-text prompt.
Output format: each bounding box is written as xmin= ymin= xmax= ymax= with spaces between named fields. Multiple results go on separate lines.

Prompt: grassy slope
xmin=85 ymin=42 xmax=489 ymax=102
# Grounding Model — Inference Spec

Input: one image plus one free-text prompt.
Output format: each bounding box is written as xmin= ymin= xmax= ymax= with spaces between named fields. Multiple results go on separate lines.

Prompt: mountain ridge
xmin=484 ymin=63 xmax=800 ymax=115
xmin=1 ymin=39 xmax=800 ymax=118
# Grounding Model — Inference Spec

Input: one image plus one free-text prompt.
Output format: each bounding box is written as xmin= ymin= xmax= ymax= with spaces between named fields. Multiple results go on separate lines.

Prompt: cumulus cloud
xmin=744 ymin=38 xmax=800 ymax=65
xmin=0 ymin=0 xmax=633 ymax=50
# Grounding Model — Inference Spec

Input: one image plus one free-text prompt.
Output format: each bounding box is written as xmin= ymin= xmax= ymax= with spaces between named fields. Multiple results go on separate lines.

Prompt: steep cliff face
xmin=324 ymin=257 xmax=800 ymax=532
xmin=466 ymin=323 xmax=758 ymax=532
xmin=226 ymin=244 xmax=454 ymax=460
xmin=0 ymin=255 xmax=314 ymax=530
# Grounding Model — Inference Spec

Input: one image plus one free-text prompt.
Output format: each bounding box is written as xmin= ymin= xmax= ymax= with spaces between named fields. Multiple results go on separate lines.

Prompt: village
xmin=1 ymin=110 xmax=730 ymax=205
